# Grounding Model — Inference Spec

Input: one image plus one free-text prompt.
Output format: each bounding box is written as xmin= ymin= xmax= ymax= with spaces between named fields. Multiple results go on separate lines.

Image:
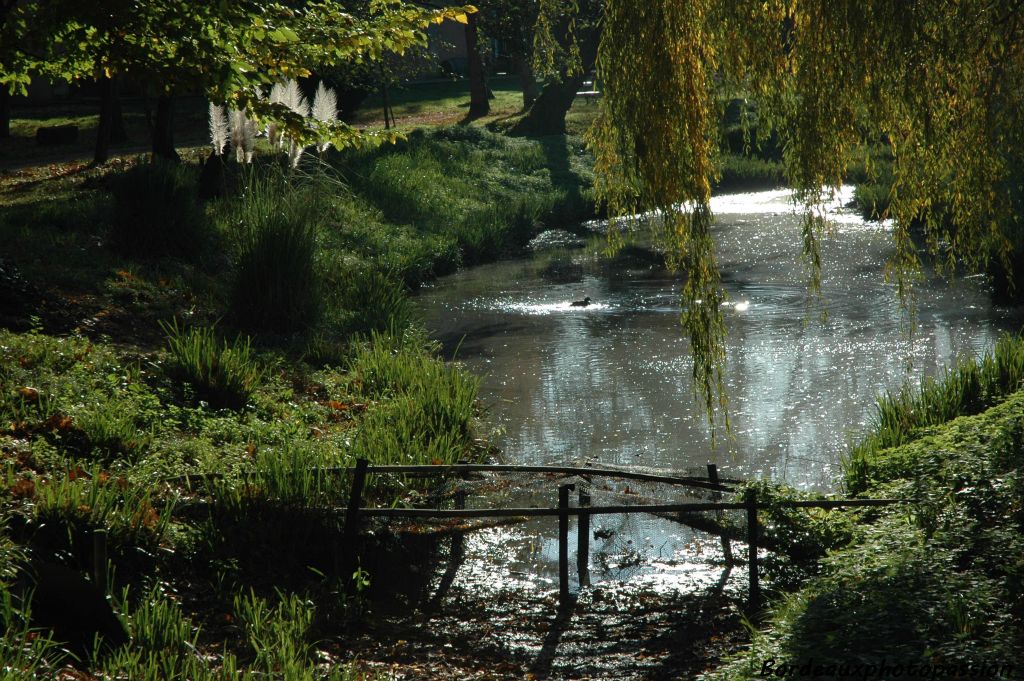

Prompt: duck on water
xmin=571 ymin=296 xmax=592 ymax=307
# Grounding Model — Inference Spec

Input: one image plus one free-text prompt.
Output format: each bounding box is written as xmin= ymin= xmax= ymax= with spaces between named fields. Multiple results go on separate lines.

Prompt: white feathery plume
xmin=229 ymin=108 xmax=257 ymax=163
xmin=208 ymin=102 xmax=229 ymax=156
xmin=282 ymin=78 xmax=309 ymax=118
xmin=267 ymin=82 xmax=286 ymax=148
xmin=278 ymin=79 xmax=310 ymax=167
xmin=311 ymin=81 xmax=338 ymax=153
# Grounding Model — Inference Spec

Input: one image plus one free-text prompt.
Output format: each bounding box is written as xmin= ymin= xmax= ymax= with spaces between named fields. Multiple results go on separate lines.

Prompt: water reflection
xmin=414 ymin=188 xmax=1022 ymax=583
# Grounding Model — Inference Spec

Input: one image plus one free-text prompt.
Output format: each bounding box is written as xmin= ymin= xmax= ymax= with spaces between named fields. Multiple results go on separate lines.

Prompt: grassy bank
xmin=706 ymin=338 xmax=1024 ymax=680
xmin=0 ymin=125 xmax=594 ymax=677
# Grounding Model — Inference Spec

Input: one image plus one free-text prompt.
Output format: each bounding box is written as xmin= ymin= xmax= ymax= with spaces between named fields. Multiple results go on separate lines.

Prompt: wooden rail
xmin=333 ymin=460 xmax=912 ymax=610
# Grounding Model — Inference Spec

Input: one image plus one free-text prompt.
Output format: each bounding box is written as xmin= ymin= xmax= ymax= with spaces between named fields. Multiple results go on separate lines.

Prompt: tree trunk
xmin=0 ymin=87 xmax=9 ymax=139
xmin=95 ymin=76 xmax=128 ymax=164
xmin=151 ymin=96 xmax=179 ymax=161
xmin=379 ymin=64 xmax=394 ymax=129
xmin=509 ymin=23 xmax=599 ymax=136
xmin=509 ymin=75 xmax=584 ymax=135
xmin=514 ymin=53 xmax=540 ymax=109
xmin=466 ymin=12 xmax=489 ymax=118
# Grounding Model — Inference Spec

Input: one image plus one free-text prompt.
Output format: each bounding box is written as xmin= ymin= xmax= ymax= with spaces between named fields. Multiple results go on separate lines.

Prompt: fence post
xmin=577 ymin=487 xmax=590 ymax=587
xmin=707 ymin=464 xmax=733 ymax=564
xmin=746 ymin=488 xmax=760 ymax=609
xmin=455 ymin=459 xmax=468 ymax=510
xmin=342 ymin=458 xmax=369 ymax=586
xmin=558 ymin=483 xmax=575 ymax=607
xmin=92 ymin=528 xmax=108 ymax=595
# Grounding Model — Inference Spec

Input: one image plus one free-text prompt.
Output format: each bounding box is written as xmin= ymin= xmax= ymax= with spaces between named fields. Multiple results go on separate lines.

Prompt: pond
xmin=413 ymin=187 xmax=1022 ymax=589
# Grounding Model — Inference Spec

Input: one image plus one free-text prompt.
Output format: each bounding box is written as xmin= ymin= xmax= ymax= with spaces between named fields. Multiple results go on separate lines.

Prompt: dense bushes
xmin=709 ymin=391 xmax=1024 ymax=681
xmin=707 ymin=337 xmax=1024 ymax=681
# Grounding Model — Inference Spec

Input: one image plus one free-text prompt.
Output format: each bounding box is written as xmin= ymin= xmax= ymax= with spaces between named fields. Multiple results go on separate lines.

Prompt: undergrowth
xmin=109 ymin=160 xmax=213 ymax=262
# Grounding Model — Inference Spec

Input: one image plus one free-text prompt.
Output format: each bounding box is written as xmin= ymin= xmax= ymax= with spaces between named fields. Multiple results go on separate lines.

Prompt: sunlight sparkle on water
xmin=489 ymin=299 xmax=613 ymax=315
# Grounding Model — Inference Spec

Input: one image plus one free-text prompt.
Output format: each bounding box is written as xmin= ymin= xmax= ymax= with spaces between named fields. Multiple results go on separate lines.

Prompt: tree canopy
xmin=2 ymin=1 xmax=473 ymax=152
xmin=584 ymin=0 xmax=1024 ymax=432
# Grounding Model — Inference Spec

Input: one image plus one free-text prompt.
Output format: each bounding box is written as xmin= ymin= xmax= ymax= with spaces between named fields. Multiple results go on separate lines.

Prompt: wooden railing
xmin=335 ymin=460 xmax=912 ymax=609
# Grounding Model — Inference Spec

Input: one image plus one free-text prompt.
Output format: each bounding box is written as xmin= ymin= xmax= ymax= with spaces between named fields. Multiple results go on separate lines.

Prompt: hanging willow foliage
xmin=570 ymin=0 xmax=1024 ymax=433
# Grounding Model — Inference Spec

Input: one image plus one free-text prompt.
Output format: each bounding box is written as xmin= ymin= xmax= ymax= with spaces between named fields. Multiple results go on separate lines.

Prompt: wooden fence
xmin=336 ymin=460 xmax=911 ymax=609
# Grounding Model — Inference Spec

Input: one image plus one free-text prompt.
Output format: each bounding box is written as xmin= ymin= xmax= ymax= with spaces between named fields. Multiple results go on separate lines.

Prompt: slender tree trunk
xmin=466 ymin=12 xmax=489 ymax=118
xmin=514 ymin=52 xmax=540 ymax=109
xmin=151 ymin=95 xmax=179 ymax=161
xmin=95 ymin=76 xmax=128 ymax=164
xmin=0 ymin=1 xmax=13 ymax=139
xmin=379 ymin=64 xmax=394 ymax=129
xmin=94 ymin=76 xmax=114 ymax=164
xmin=0 ymin=87 xmax=9 ymax=139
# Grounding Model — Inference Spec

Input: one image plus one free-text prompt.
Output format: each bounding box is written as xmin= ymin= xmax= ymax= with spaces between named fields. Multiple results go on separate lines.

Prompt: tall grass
xmin=333 ymin=127 xmax=595 ymax=269
xmin=99 ymin=584 xmax=377 ymax=680
xmin=348 ymin=330 xmax=480 ymax=466
xmin=0 ymin=518 xmax=66 ymax=678
xmin=109 ymin=161 xmax=212 ymax=261
xmin=228 ymin=169 xmax=323 ymax=333
xmin=161 ymin=320 xmax=264 ymax=410
xmin=75 ymin=397 xmax=152 ymax=460
xmin=234 ymin=590 xmax=315 ymax=675
xmin=715 ymin=154 xmax=786 ymax=192
xmin=209 ymin=445 xmax=348 ymax=512
xmin=845 ymin=334 xmax=1024 ymax=492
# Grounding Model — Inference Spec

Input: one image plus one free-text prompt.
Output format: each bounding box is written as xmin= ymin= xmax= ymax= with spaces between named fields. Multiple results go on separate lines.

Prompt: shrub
xmin=161 ymin=320 xmax=264 ymax=410
xmin=228 ymin=171 xmax=322 ymax=333
xmin=109 ymin=161 xmax=211 ymax=261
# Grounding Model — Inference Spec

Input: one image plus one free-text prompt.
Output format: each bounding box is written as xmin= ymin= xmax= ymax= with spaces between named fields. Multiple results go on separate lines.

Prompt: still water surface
xmin=414 ymin=187 xmax=1022 ymax=587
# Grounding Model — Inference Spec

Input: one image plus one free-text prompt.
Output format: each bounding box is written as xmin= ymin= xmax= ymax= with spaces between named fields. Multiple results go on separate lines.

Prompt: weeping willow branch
xmin=576 ymin=0 xmax=1024 ymax=434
